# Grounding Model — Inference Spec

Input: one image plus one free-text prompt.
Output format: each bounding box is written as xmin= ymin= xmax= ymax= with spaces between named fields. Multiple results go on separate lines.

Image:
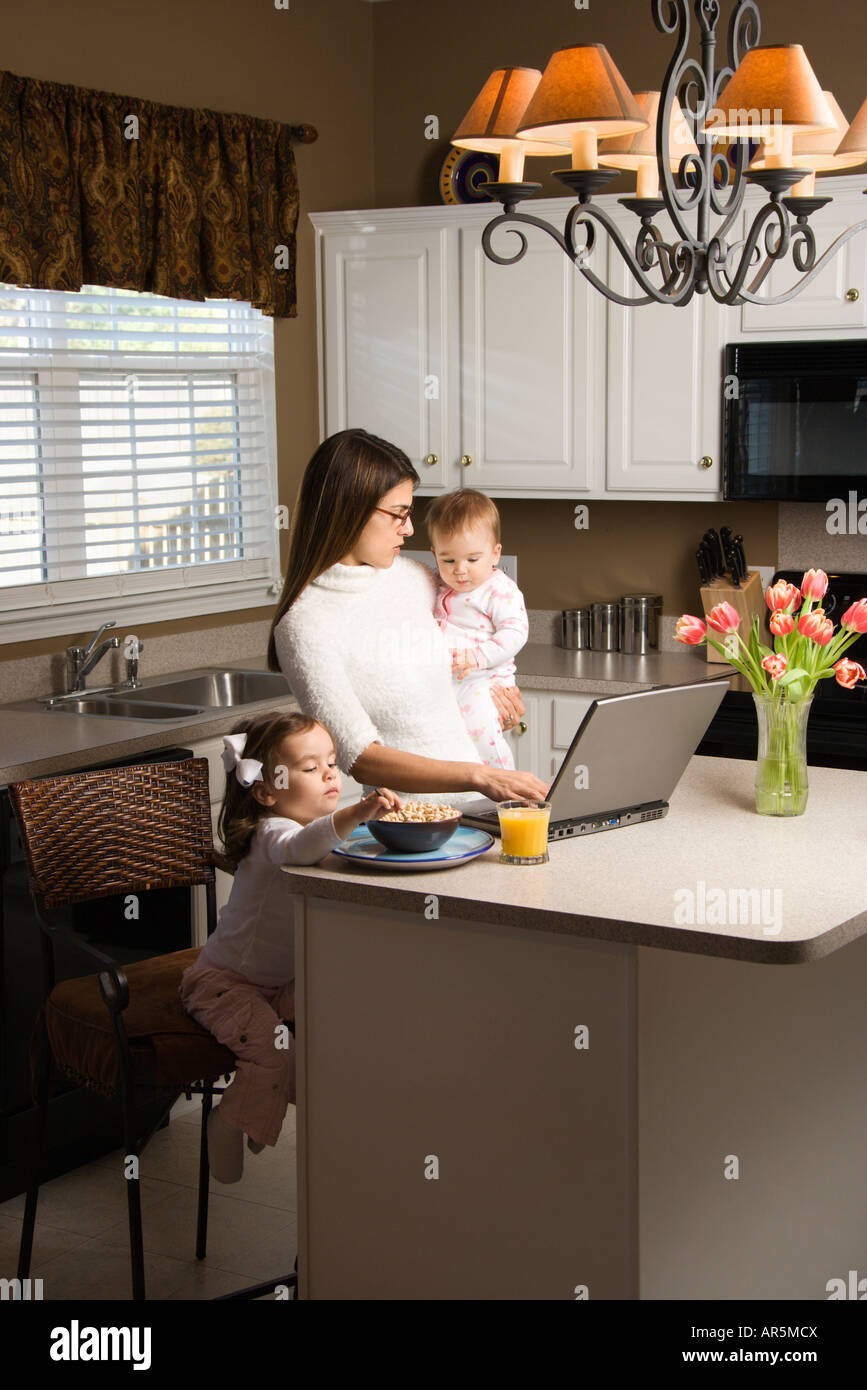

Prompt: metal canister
xmin=618 ymin=593 xmax=663 ymax=654
xmin=589 ymin=601 xmax=620 ymax=651
xmin=560 ymin=609 xmax=589 ymax=649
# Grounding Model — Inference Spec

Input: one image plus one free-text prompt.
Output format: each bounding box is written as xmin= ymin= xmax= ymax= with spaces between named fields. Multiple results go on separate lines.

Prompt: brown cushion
xmin=32 ymin=946 xmax=236 ymax=1101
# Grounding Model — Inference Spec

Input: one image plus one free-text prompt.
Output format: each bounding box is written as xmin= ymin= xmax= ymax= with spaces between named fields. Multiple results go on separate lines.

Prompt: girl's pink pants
xmin=179 ymin=962 xmax=295 ymax=1147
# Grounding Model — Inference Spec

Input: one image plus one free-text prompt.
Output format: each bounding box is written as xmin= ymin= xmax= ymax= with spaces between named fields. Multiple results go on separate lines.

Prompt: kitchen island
xmin=284 ymin=756 xmax=867 ymax=1300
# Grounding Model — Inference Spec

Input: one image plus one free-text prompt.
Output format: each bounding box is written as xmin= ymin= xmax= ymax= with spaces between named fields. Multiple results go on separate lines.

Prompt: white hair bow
xmin=221 ymin=732 xmax=264 ymax=788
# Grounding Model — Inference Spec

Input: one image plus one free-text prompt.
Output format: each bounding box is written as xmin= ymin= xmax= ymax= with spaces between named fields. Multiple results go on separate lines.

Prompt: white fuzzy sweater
xmin=273 ymin=556 xmax=484 ymax=805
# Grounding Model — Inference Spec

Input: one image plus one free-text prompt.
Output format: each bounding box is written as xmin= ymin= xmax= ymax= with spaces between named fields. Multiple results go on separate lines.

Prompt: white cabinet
xmin=502 ymin=690 xmax=545 ymax=778
xmin=502 ymin=688 xmax=602 ymax=784
xmin=316 ymin=218 xmax=455 ymax=491
xmin=459 ymin=222 xmax=604 ymax=493
xmin=313 ymin=203 xmax=604 ymax=498
xmin=313 ymin=176 xmax=867 ymax=501
xmin=605 ymin=207 xmax=733 ymax=497
xmin=738 ymin=182 xmax=867 ymax=334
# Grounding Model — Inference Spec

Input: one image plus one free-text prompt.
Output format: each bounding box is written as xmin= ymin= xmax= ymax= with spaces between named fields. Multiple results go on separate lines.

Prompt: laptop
xmin=460 ymin=680 xmax=729 ymax=840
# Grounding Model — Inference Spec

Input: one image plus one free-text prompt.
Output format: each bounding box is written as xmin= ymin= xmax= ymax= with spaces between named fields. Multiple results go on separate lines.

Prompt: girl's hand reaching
xmin=332 ymin=787 xmax=403 ymax=843
xmin=357 ymin=787 xmax=403 ymax=822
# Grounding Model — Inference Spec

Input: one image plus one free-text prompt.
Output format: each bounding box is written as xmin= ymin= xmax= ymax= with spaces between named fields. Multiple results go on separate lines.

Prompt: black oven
xmin=697 ymin=571 xmax=867 ymax=771
xmin=723 ymin=340 xmax=867 ymax=501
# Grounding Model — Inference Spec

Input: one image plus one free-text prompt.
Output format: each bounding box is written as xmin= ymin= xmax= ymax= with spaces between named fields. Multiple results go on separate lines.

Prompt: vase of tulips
xmin=676 ymin=570 xmax=867 ymax=816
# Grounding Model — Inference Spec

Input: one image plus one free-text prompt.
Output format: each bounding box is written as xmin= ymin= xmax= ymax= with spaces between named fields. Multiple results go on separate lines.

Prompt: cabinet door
xmin=459 ymin=225 xmax=603 ymax=494
xmin=501 ymin=690 xmax=544 ymax=779
xmin=606 ymin=209 xmax=730 ymax=495
xmin=739 ymin=192 xmax=867 ymax=333
xmin=321 ymin=226 xmax=455 ymax=490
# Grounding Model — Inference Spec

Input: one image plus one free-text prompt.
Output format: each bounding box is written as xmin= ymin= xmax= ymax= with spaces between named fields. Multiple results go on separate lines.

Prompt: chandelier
xmin=450 ymin=0 xmax=867 ymax=307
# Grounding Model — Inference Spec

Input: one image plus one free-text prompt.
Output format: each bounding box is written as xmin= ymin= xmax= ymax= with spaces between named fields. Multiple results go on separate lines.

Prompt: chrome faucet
xmin=66 ymin=621 xmax=120 ymax=692
xmin=123 ymin=636 xmax=144 ymax=688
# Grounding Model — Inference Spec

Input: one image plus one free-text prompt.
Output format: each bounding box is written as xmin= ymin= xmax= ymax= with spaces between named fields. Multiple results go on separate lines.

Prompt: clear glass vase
xmin=752 ymin=694 xmax=812 ymax=816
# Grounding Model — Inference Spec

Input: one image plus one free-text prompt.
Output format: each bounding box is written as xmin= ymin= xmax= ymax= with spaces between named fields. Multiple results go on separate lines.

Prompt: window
xmin=0 ymin=284 xmax=280 ymax=642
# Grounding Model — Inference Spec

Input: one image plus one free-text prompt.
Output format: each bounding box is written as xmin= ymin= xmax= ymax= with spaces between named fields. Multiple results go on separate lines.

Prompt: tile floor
xmin=0 ymin=1095 xmax=297 ymax=1300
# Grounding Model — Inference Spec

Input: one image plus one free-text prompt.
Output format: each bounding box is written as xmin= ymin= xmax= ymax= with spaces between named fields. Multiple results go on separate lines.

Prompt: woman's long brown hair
xmin=267 ymin=428 xmax=419 ymax=670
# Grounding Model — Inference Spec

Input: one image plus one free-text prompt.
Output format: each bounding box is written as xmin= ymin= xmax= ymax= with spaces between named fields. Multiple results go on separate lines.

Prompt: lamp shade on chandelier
xmin=449 ymin=0 xmax=867 ymax=309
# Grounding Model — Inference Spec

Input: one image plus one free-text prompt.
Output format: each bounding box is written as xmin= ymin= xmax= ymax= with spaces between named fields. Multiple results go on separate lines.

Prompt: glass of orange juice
xmin=496 ymin=800 xmax=551 ymax=865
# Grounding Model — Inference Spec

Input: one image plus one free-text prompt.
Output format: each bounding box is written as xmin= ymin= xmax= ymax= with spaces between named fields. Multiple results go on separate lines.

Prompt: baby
xmin=427 ymin=488 xmax=529 ymax=770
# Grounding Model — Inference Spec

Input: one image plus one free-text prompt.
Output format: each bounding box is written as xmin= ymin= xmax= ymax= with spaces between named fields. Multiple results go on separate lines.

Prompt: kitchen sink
xmin=117 ymin=670 xmax=291 ymax=708
xmin=51 ymin=697 xmax=206 ymax=720
xmin=38 ymin=668 xmax=292 ymax=719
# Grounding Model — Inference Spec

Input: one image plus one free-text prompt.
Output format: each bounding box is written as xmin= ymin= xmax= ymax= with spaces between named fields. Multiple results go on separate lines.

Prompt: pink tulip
xmin=707 ymin=602 xmax=740 ymax=634
xmin=833 ymin=659 xmax=866 ymax=690
xmin=762 ymin=653 xmax=788 ymax=680
xmin=766 ymin=580 xmax=800 ymax=612
xmin=798 ymin=611 xmax=833 ymax=645
xmin=841 ymin=598 xmax=867 ymax=633
xmin=769 ymin=611 xmax=794 ymax=637
xmin=675 ymin=614 xmax=707 ymax=645
xmin=801 ymin=568 xmax=828 ymax=600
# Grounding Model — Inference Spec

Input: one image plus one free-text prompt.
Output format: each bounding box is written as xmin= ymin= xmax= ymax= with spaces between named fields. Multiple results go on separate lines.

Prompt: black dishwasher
xmin=0 ymin=745 xmax=196 ymax=1202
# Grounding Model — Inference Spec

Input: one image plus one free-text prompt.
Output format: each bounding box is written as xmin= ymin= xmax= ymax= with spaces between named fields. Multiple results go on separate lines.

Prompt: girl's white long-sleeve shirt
xmin=273 ymin=555 xmax=483 ymax=806
xmin=434 ymin=569 xmax=529 ymax=685
xmin=195 ymin=813 xmax=341 ymax=986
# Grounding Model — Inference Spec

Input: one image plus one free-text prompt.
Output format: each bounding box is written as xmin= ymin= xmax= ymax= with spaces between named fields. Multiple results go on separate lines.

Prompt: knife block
xmin=698 ymin=569 xmax=765 ymax=664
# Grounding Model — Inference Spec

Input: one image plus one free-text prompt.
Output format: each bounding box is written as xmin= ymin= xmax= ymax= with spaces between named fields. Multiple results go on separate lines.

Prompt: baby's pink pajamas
xmin=434 ymin=569 xmax=529 ymax=769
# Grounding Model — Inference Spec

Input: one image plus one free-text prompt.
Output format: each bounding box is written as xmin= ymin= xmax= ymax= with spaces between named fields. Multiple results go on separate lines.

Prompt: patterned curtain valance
xmin=0 ymin=69 xmax=300 ymax=317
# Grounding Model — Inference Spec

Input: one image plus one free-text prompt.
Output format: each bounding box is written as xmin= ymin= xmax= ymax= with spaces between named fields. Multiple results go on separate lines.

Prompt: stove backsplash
xmin=779 ymin=500 xmax=867 ymax=573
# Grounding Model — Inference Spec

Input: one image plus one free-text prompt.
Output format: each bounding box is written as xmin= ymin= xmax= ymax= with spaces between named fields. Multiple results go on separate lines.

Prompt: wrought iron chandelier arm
xmin=481 ymin=206 xmax=694 ymax=306
xmin=652 ymin=0 xmax=707 ymax=242
xmin=705 ymin=200 xmax=788 ymax=302
xmin=706 ymin=0 xmax=759 ymax=228
xmin=569 ymin=201 xmax=698 ymax=305
xmin=726 ymin=217 xmax=867 ymax=306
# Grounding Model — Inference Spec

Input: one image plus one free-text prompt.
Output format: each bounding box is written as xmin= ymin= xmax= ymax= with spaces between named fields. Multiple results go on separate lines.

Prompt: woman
xmin=268 ymin=429 xmax=549 ymax=806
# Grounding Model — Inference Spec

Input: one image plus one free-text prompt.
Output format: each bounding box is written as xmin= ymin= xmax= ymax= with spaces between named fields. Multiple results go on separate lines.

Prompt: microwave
xmin=723 ymin=340 xmax=867 ymax=501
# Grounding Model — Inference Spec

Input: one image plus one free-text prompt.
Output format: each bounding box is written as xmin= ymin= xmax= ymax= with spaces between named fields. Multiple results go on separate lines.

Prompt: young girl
xmin=179 ymin=709 xmax=402 ymax=1183
xmin=426 ymin=489 xmax=529 ymax=770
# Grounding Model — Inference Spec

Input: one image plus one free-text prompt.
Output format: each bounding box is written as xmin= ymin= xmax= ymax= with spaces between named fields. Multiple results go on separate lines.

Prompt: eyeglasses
xmin=373 ymin=505 xmax=414 ymax=526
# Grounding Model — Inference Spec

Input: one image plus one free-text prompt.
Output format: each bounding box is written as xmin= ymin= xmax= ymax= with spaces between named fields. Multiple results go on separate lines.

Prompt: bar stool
xmin=10 ymin=757 xmax=296 ymax=1301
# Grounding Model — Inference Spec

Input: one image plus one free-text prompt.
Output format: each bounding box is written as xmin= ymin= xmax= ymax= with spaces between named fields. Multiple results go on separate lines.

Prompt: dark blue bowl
xmin=366 ymin=815 xmax=461 ymax=854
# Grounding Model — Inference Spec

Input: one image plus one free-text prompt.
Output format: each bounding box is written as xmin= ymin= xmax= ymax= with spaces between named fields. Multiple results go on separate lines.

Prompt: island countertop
xmin=283 ymin=755 xmax=867 ymax=965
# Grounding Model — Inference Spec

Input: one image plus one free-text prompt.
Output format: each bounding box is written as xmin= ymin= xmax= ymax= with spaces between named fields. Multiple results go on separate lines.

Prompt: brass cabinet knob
xmin=699 ymin=455 xmax=714 ymax=470
xmin=424 ymin=453 xmax=438 ymax=465
xmin=845 ymin=287 xmax=861 ymax=303
xmin=460 ymin=454 xmax=473 ymax=467
xmin=516 ymin=720 xmax=528 ymax=735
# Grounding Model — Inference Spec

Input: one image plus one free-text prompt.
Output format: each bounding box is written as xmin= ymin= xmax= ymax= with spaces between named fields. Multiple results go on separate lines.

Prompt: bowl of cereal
xmin=366 ymin=801 xmax=462 ymax=854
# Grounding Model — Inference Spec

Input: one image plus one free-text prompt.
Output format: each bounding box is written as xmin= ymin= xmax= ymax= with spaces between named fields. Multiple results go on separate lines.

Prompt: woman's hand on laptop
xmin=473 ymin=768 xmax=550 ymax=803
xmin=489 ymin=683 xmax=525 ymax=731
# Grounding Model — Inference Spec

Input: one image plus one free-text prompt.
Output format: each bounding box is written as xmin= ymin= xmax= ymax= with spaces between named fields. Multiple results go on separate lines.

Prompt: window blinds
xmin=0 ymin=284 xmax=279 ymax=633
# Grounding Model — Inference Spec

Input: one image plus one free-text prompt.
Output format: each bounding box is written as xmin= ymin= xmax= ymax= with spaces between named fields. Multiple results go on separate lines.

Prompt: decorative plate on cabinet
xmin=439 ymin=148 xmax=499 ymax=204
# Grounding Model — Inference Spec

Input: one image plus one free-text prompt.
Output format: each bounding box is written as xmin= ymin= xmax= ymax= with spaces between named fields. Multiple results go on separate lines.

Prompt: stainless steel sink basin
xmin=52 ymin=698 xmax=206 ymax=720
xmin=118 ymin=670 xmax=291 ymax=708
xmin=38 ymin=668 xmax=292 ymax=720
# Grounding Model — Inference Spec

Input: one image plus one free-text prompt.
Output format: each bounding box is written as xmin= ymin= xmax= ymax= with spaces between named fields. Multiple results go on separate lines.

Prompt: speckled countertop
xmin=282 ymin=756 xmax=867 ymax=966
xmin=0 ymin=643 xmax=732 ymax=787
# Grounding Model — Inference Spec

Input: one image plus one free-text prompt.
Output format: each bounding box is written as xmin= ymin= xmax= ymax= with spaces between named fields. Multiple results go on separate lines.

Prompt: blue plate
xmin=333 ymin=824 xmax=494 ymax=871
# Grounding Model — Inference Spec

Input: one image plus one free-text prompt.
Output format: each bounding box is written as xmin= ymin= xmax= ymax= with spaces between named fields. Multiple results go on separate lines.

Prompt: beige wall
xmin=3 ymin=0 xmax=856 ymax=675
xmin=1 ymin=0 xmax=376 ymax=667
